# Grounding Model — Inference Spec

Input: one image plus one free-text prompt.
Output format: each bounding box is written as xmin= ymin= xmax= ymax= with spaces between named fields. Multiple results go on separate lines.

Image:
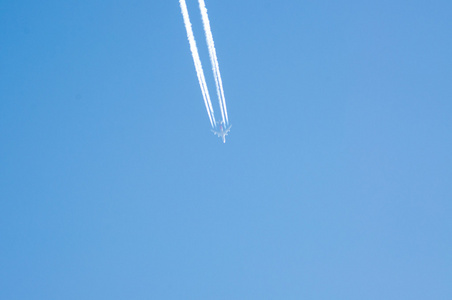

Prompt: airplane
xmin=211 ymin=121 xmax=231 ymax=143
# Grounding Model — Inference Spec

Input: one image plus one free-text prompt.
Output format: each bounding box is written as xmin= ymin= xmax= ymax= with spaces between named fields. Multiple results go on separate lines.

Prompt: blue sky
xmin=1 ymin=0 xmax=451 ymax=299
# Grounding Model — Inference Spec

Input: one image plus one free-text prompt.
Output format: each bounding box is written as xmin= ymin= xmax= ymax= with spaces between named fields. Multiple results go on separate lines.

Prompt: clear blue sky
xmin=1 ymin=0 xmax=451 ymax=299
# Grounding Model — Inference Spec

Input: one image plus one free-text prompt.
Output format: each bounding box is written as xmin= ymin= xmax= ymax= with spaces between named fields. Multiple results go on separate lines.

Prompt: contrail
xmin=198 ymin=0 xmax=229 ymax=125
xmin=179 ymin=0 xmax=216 ymax=127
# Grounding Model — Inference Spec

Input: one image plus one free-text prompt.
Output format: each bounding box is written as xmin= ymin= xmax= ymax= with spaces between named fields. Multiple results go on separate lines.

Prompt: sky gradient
xmin=1 ymin=0 xmax=451 ymax=299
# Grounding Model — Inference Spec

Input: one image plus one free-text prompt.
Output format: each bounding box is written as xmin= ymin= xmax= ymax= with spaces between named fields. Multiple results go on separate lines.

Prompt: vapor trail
xmin=179 ymin=0 xmax=216 ymax=127
xmin=198 ymin=0 xmax=229 ymax=125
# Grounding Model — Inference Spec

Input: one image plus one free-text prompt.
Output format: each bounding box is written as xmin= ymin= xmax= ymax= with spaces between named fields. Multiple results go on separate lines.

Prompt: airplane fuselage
xmin=211 ymin=122 xmax=231 ymax=143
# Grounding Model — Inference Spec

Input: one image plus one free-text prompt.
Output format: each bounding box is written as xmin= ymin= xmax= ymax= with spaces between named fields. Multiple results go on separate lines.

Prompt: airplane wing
xmin=211 ymin=124 xmax=231 ymax=143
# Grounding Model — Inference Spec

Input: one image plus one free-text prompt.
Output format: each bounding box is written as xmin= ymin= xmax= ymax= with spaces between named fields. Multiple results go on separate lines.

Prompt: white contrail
xmin=198 ymin=0 xmax=229 ymax=125
xmin=179 ymin=0 xmax=216 ymax=127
